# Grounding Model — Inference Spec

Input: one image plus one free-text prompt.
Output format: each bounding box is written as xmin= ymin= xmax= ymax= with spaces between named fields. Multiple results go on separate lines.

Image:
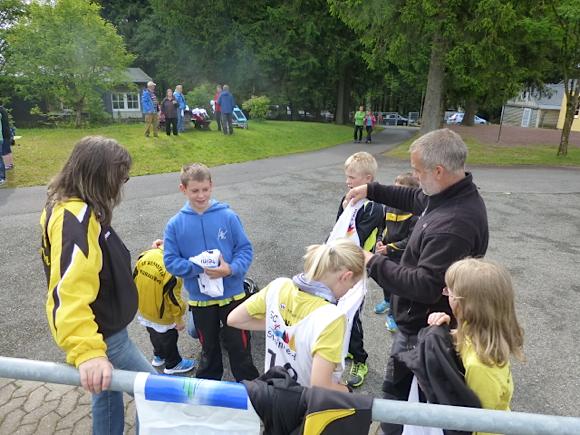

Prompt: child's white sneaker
xmin=151 ymin=356 xmax=165 ymax=367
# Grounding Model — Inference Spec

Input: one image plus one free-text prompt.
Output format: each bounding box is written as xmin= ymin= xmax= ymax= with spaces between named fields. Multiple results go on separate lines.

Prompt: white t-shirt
xmin=264 ymin=279 xmax=344 ymax=387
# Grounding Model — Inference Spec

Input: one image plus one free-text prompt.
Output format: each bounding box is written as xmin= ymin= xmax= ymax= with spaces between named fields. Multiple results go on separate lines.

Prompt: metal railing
xmin=1 ymin=356 xmax=579 ymax=434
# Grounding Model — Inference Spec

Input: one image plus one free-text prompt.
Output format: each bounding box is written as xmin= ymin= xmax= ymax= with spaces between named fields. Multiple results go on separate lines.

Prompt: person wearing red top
xmin=363 ymin=111 xmax=376 ymax=144
xmin=213 ymin=85 xmax=223 ymax=132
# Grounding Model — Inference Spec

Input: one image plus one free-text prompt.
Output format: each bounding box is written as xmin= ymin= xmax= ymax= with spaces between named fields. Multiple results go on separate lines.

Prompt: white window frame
xmin=111 ymin=92 xmax=140 ymax=111
xmin=521 ymin=108 xmax=532 ymax=127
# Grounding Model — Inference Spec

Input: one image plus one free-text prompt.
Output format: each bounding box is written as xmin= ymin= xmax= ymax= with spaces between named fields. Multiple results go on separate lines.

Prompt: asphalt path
xmin=1 ymin=126 xmax=579 ymax=418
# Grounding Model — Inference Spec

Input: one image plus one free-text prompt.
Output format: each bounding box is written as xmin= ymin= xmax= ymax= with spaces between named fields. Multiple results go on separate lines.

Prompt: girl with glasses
xmin=428 ymin=258 xmax=524 ymax=434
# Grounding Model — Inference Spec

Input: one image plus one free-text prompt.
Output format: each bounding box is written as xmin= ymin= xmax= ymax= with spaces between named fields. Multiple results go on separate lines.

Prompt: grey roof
xmin=506 ymin=83 xmax=565 ymax=110
xmin=124 ymin=67 xmax=152 ymax=84
xmin=536 ymin=83 xmax=565 ymax=109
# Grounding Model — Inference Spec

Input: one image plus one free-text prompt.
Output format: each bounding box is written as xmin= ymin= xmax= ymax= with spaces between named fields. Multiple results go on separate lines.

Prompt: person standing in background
xmin=217 ymin=85 xmax=235 ymax=135
xmin=174 ymin=84 xmax=186 ymax=133
xmin=213 ymin=85 xmax=223 ymax=132
xmin=142 ymin=81 xmax=159 ymax=138
xmin=0 ymin=103 xmax=11 ymax=186
xmin=353 ymin=106 xmax=365 ymax=144
xmin=161 ymin=88 xmax=179 ymax=136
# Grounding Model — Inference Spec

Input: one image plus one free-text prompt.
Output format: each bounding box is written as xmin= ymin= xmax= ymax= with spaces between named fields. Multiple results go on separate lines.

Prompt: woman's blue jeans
xmin=91 ymin=328 xmax=155 ymax=435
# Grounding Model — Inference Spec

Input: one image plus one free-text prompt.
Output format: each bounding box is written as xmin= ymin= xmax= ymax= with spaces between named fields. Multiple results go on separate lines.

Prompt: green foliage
xmin=7 ymin=121 xmax=353 ymax=187
xmin=5 ymin=0 xmax=134 ymax=127
xmin=387 ymin=134 xmax=580 ymax=167
xmin=109 ymin=0 xmax=369 ymax=120
xmin=242 ymin=95 xmax=270 ymax=119
xmin=185 ymin=82 xmax=215 ymax=110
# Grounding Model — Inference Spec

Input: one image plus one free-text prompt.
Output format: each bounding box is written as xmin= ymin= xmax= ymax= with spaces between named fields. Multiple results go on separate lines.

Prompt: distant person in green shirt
xmin=353 ymin=106 xmax=365 ymax=143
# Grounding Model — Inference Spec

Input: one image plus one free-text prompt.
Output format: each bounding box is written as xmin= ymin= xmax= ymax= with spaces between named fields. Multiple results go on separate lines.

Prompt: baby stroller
xmin=191 ymin=108 xmax=211 ymax=130
xmin=232 ymin=106 xmax=248 ymax=129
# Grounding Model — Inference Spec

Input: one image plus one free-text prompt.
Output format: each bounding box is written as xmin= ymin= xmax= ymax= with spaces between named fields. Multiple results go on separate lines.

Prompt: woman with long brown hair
xmin=41 ymin=136 xmax=154 ymax=434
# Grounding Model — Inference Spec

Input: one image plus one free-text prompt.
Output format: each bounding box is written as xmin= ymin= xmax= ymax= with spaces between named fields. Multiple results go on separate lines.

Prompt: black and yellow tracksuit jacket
xmin=380 ymin=206 xmax=418 ymax=262
xmin=133 ymin=248 xmax=185 ymax=326
xmin=40 ymin=199 xmax=138 ymax=367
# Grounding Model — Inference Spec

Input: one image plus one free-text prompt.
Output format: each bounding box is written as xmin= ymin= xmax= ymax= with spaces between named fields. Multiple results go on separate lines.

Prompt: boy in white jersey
xmin=228 ymin=239 xmax=366 ymax=392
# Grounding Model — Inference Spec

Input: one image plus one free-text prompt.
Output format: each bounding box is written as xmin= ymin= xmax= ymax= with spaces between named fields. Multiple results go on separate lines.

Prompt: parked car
xmin=446 ymin=112 xmax=488 ymax=125
xmin=383 ymin=112 xmax=409 ymax=126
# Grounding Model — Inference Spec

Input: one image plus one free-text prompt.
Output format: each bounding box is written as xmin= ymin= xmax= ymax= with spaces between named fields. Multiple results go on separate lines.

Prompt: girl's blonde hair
xmin=303 ymin=239 xmax=365 ymax=282
xmin=446 ymin=258 xmax=524 ymax=366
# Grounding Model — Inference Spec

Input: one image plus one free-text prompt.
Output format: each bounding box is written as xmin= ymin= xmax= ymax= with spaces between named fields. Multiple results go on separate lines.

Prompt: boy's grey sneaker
xmin=151 ymin=356 xmax=165 ymax=367
xmin=164 ymin=358 xmax=196 ymax=375
xmin=347 ymin=361 xmax=368 ymax=388
xmin=0 ymin=179 xmax=6 ymax=187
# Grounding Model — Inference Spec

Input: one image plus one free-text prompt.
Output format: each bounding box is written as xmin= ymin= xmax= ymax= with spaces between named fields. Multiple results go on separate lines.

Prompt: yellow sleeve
xmin=312 ymin=315 xmax=346 ymax=364
xmin=465 ymin=364 xmax=507 ymax=410
xmin=43 ymin=203 xmax=107 ymax=367
xmin=168 ymin=278 xmax=186 ymax=321
xmin=244 ymin=285 xmax=269 ymax=319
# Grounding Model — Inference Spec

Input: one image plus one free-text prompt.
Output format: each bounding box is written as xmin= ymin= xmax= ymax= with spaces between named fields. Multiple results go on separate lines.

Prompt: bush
xmin=186 ymin=82 xmax=215 ymax=111
xmin=242 ymin=95 xmax=270 ymax=120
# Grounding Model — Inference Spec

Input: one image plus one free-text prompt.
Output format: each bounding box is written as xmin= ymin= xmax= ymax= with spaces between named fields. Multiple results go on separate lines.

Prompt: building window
xmin=112 ymin=92 xmax=140 ymax=111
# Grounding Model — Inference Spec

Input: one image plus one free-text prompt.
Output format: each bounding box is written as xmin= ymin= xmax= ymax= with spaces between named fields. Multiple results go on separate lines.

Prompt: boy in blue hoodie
xmin=163 ymin=163 xmax=259 ymax=381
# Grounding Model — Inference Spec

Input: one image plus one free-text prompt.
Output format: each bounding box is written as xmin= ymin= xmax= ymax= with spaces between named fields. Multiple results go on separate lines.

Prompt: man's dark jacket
xmin=395 ymin=325 xmax=481 ymax=435
xmin=366 ymin=173 xmax=488 ymax=336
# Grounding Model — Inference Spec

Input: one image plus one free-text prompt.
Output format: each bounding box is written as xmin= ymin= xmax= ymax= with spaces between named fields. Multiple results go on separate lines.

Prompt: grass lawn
xmin=387 ymin=134 xmax=580 ymax=167
xmin=8 ymin=121 xmax=353 ymax=187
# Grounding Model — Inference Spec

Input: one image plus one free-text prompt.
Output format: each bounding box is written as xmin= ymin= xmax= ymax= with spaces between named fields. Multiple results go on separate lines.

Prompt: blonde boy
xmin=336 ymin=151 xmax=385 ymax=387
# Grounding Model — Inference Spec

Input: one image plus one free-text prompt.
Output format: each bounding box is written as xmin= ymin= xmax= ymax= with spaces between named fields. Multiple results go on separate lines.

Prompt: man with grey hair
xmin=217 ymin=84 xmax=235 ymax=135
xmin=346 ymin=128 xmax=488 ymax=435
xmin=141 ymin=81 xmax=159 ymax=138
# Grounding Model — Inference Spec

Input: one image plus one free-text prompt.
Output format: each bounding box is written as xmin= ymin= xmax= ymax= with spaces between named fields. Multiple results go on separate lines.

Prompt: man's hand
xmin=78 ymin=357 xmax=113 ymax=394
xmin=375 ymin=241 xmax=387 ymax=255
xmin=427 ymin=312 xmax=451 ymax=326
xmin=204 ymin=255 xmax=231 ymax=279
xmin=345 ymin=184 xmax=368 ymax=205
xmin=151 ymin=239 xmax=163 ymax=249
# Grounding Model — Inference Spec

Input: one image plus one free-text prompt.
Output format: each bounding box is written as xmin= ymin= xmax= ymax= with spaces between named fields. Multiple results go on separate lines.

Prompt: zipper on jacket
xmin=200 ymin=214 xmax=208 ymax=251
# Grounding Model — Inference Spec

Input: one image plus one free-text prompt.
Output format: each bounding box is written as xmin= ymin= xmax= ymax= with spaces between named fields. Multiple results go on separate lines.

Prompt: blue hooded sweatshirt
xmin=163 ymin=200 xmax=253 ymax=302
xmin=217 ymin=91 xmax=235 ymax=114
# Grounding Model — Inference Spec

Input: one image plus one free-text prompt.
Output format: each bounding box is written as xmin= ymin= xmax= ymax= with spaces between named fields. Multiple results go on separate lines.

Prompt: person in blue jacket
xmin=217 ymin=84 xmax=235 ymax=135
xmin=141 ymin=81 xmax=159 ymax=137
xmin=163 ymin=162 xmax=259 ymax=381
xmin=174 ymin=84 xmax=186 ymax=133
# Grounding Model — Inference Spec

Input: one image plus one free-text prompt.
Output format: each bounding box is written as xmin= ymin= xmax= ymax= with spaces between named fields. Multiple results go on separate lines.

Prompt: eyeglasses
xmin=442 ymin=286 xmax=463 ymax=299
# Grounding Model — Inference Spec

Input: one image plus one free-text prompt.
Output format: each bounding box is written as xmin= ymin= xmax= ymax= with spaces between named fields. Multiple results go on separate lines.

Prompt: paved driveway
xmin=0 ymin=126 xmax=579 ymax=423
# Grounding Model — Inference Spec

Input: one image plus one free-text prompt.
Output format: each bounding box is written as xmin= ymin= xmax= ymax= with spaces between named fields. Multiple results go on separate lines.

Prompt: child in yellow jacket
xmin=134 ymin=247 xmax=196 ymax=374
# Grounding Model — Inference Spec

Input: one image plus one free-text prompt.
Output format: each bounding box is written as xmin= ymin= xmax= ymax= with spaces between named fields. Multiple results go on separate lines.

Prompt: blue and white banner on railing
xmin=133 ymin=373 xmax=260 ymax=434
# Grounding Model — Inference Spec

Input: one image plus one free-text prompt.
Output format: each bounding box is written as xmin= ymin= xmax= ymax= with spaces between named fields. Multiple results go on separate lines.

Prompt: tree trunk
xmin=336 ymin=71 xmax=346 ymax=125
xmin=558 ymin=84 xmax=579 ymax=156
xmin=462 ymin=99 xmax=477 ymax=126
xmin=420 ymin=34 xmax=446 ymax=135
xmin=335 ymin=67 xmax=352 ymax=125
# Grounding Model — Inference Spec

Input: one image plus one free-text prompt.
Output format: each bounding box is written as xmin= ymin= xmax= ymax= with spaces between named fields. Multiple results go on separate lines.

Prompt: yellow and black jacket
xmin=40 ymin=199 xmax=138 ymax=367
xmin=133 ymin=248 xmax=185 ymax=325
xmin=381 ymin=206 xmax=418 ymax=262
xmin=243 ymin=366 xmax=373 ymax=435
